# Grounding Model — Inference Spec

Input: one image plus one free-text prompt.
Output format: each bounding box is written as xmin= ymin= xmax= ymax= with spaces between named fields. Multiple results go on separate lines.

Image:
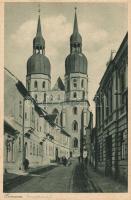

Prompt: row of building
xmin=4 ymin=68 xmax=71 ymax=173
xmin=90 ymin=33 xmax=128 ymax=184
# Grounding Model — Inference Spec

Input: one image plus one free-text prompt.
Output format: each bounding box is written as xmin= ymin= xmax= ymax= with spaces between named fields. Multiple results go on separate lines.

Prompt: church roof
xmin=52 ymin=77 xmax=65 ymax=91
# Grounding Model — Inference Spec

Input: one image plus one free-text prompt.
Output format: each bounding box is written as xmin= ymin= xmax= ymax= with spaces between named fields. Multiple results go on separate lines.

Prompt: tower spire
xmin=73 ymin=7 xmax=79 ymax=34
xmin=70 ymin=7 xmax=82 ymax=53
xmin=33 ymin=3 xmax=45 ymax=54
xmin=36 ymin=3 xmax=42 ymax=36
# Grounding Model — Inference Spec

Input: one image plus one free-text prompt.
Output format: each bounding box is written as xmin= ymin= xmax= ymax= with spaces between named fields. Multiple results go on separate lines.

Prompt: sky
xmin=4 ymin=2 xmax=127 ymax=119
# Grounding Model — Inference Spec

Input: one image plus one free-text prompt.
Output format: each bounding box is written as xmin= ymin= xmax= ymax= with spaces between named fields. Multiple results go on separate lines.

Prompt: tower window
xmin=73 ymin=92 xmax=77 ymax=98
xmin=81 ymin=79 xmax=84 ymax=88
xmin=72 ymin=120 xmax=78 ymax=131
xmin=34 ymin=81 xmax=38 ymax=88
xmin=73 ymin=79 xmax=77 ymax=88
xmin=43 ymin=81 xmax=45 ymax=89
xmin=73 ymin=107 xmax=77 ymax=115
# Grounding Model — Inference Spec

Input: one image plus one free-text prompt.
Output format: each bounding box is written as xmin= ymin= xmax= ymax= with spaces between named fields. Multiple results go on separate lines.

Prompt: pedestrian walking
xmin=23 ymin=158 xmax=29 ymax=171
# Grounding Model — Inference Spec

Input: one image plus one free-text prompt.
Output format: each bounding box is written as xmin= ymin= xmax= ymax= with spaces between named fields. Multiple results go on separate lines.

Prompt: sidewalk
xmin=4 ymin=163 xmax=58 ymax=192
xmin=86 ymin=165 xmax=127 ymax=193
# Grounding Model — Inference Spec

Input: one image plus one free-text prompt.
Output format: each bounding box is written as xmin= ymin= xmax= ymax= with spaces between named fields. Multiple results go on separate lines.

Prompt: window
xmin=67 ymin=80 xmax=70 ymax=91
xmin=73 ymin=79 xmax=77 ymax=88
xmin=35 ymin=94 xmax=37 ymax=102
xmin=73 ymin=107 xmax=77 ymax=115
xmin=30 ymin=142 xmax=32 ymax=155
xmin=34 ymin=81 xmax=37 ymax=88
xmin=27 ymin=82 xmax=30 ymax=91
xmin=37 ymin=119 xmax=39 ymax=131
xmin=121 ymin=132 xmax=126 ymax=160
xmin=25 ymin=112 xmax=27 ymax=120
xmin=73 ymin=92 xmax=77 ymax=98
xmin=43 ymin=81 xmax=45 ymax=89
xmin=81 ymin=79 xmax=84 ymax=88
xmin=43 ymin=93 xmax=46 ymax=103
xmin=32 ymin=107 xmax=34 ymax=122
xmin=33 ymin=144 xmax=35 ymax=155
xmin=37 ymin=145 xmax=39 ymax=156
xmin=19 ymin=101 xmax=22 ymax=117
xmin=50 ymin=95 xmax=53 ymax=101
xmin=52 ymin=108 xmax=59 ymax=124
xmin=72 ymin=120 xmax=78 ymax=131
xmin=19 ymin=137 xmax=21 ymax=152
xmin=73 ymin=138 xmax=78 ymax=148
xmin=119 ymin=70 xmax=126 ymax=105
xmin=6 ymin=137 xmax=14 ymax=162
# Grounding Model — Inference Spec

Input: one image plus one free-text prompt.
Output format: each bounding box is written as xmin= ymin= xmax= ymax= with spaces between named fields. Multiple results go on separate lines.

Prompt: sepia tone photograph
xmin=3 ymin=1 xmax=128 ymax=194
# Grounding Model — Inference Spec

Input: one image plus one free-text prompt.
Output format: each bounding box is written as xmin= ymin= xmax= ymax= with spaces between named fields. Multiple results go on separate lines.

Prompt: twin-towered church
xmin=26 ymin=9 xmax=90 ymax=157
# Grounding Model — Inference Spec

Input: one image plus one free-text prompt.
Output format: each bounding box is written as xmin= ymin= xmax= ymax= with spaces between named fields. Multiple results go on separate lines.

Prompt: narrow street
xmin=4 ymin=158 xmax=98 ymax=193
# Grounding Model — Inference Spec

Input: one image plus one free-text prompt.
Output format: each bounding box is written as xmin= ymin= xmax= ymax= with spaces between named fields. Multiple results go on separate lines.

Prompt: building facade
xmin=94 ymin=33 xmax=128 ymax=183
xmin=4 ymin=69 xmax=70 ymax=173
xmin=26 ymin=10 xmax=91 ymax=158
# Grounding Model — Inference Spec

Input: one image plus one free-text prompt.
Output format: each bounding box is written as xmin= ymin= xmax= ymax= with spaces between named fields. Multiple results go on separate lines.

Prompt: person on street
xmin=23 ymin=158 xmax=29 ymax=171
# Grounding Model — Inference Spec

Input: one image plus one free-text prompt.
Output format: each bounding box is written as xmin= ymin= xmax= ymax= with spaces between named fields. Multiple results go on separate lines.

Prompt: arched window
xmin=73 ymin=138 xmax=78 ymax=148
xmin=73 ymin=107 xmax=77 ymax=115
xmin=73 ymin=92 xmax=77 ymax=98
xmin=42 ymin=81 xmax=45 ymax=89
xmin=81 ymin=79 xmax=84 ymax=88
xmin=34 ymin=81 xmax=38 ymax=88
xmin=73 ymin=79 xmax=77 ymax=88
xmin=72 ymin=120 xmax=78 ymax=131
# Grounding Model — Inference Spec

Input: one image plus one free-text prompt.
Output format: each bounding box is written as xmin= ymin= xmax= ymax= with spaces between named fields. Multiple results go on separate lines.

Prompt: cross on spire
xmin=38 ymin=3 xmax=41 ymax=16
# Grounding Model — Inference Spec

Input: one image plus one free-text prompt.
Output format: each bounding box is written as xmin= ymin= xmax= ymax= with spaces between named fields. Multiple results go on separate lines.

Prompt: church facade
xmin=26 ymin=10 xmax=91 ymax=158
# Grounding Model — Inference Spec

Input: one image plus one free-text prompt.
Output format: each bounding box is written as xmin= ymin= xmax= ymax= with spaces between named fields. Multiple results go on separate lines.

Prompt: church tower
xmin=64 ymin=8 xmax=90 ymax=157
xmin=65 ymin=8 xmax=88 ymax=101
xmin=26 ymin=12 xmax=51 ymax=103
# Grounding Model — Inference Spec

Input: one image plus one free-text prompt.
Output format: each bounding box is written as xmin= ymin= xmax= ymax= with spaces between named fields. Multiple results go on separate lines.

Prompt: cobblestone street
xmin=4 ymin=158 xmax=127 ymax=193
